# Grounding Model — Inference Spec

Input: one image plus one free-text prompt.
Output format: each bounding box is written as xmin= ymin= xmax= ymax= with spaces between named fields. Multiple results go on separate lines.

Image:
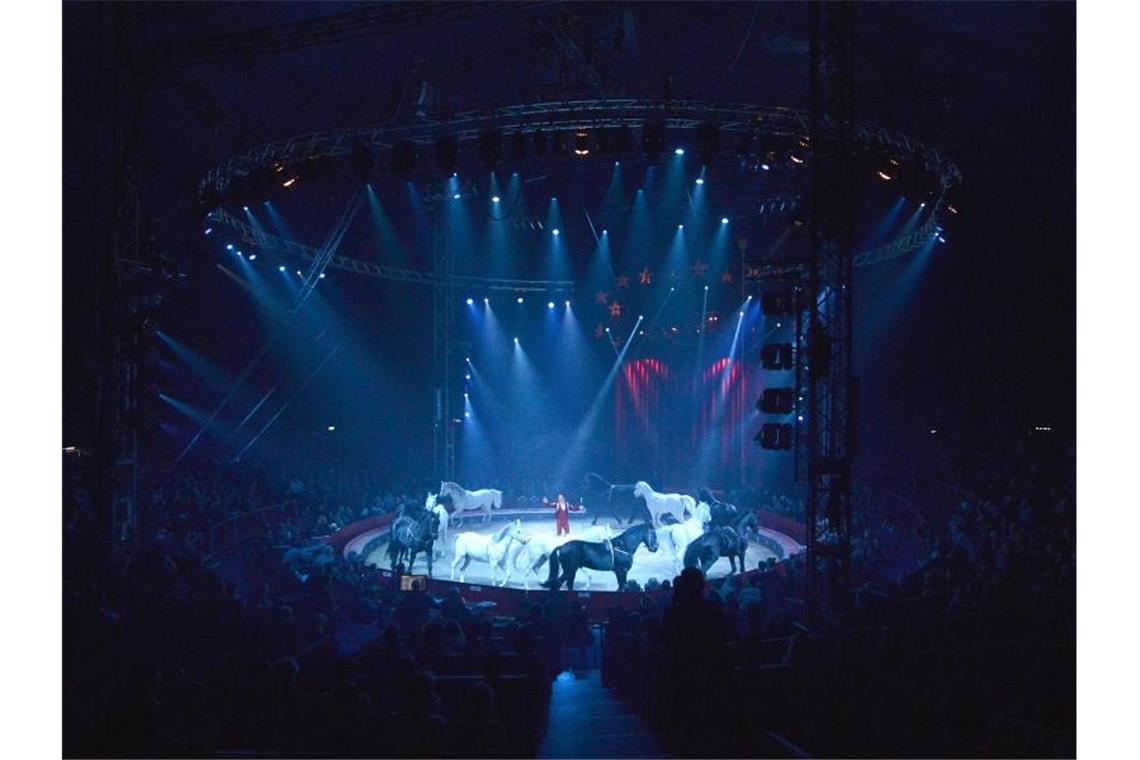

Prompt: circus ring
xmin=326 ymin=506 xmax=805 ymax=621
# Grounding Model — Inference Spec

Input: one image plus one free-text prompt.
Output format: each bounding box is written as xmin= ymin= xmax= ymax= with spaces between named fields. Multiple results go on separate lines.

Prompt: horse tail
xmin=541 ymin=547 xmax=562 ymax=589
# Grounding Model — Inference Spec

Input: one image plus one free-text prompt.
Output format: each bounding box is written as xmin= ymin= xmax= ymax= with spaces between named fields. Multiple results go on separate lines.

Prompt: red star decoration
xmin=616 ymin=275 xmax=631 ymax=289
xmin=690 ymin=259 xmax=710 ymax=278
xmin=609 ymin=301 xmax=622 ymax=319
xmin=721 ymin=271 xmax=734 ymax=284
xmin=594 ymin=323 xmax=606 ymax=339
xmin=595 ymin=290 xmax=611 ymax=305
xmin=639 ymin=268 xmax=652 ymax=285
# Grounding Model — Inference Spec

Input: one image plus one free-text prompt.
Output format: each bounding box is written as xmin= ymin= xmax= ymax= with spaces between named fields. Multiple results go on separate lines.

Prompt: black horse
xmin=583 ymin=473 xmax=647 ymax=525
xmin=683 ymin=526 xmax=748 ymax=574
xmin=387 ymin=506 xmax=440 ymax=576
xmin=542 ymin=522 xmax=659 ymax=591
xmin=698 ymin=487 xmax=758 ymax=540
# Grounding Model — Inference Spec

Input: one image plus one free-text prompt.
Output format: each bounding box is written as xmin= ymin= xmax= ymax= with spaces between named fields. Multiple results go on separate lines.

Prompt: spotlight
xmin=602 ymin=229 xmax=607 ymax=235
xmin=760 ymin=163 xmax=770 ymax=171
xmin=552 ymin=229 xmax=560 ymax=236
xmin=328 ymin=425 xmax=336 ymax=432
xmin=453 ymin=193 xmax=461 ymax=200
xmin=204 ymin=227 xmax=213 ymax=236
xmin=573 ymin=129 xmax=591 ymax=156
xmin=695 ymin=178 xmax=704 ymax=185
xmin=226 ymin=244 xmax=234 ymax=251
xmin=243 ymin=206 xmax=249 ymax=211
xmin=721 ymin=217 xmax=729 ymax=224
xmin=674 ymin=148 xmax=685 ymax=156
xmin=704 ymin=285 xmax=709 ymax=290
xmin=278 ymin=265 xmax=285 ymax=272
xmin=248 ymin=253 xmax=257 ymax=261
xmin=236 ymin=250 xmax=243 ymax=257
xmin=938 ymin=235 xmax=947 ymax=243
xmin=678 ymin=224 xmax=684 ymax=230
xmin=466 ymin=298 xmax=474 ymax=305
xmin=517 ymin=296 xmax=524 ymax=304
xmin=547 ymin=301 xmax=555 ymax=309
xmin=465 ymin=357 xmax=471 ymax=363
xmin=492 ymin=196 xmax=500 ymax=203
xmin=296 ymin=270 xmax=302 ymax=276
xmin=483 ymin=297 xmax=489 ymax=304
xmin=465 ymin=373 xmax=471 ymax=380
xmin=565 ymin=300 xmax=570 ymax=307
xmin=282 ymin=176 xmax=297 ymax=188
xmin=464 ymin=411 xmax=471 ymax=418
xmin=319 ymin=273 xmax=326 ymax=279
xmin=513 ymin=337 xmax=519 ymax=343
xmin=605 ymin=327 xmax=611 ymax=332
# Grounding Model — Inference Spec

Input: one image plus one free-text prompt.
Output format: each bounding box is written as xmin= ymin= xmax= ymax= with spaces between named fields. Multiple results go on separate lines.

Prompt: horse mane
xmin=613 ymin=522 xmax=650 ymax=550
xmin=491 ymin=523 xmax=512 ymax=541
xmin=585 ymin=472 xmax=609 ymax=491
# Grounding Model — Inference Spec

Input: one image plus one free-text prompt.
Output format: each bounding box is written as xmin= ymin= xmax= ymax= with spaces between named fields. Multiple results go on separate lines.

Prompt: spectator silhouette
xmin=445 ymin=680 xmax=507 ymax=758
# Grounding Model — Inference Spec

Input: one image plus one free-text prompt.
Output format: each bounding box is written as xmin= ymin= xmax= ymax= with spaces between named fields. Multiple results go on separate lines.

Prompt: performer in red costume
xmin=544 ymin=493 xmax=584 ymax=536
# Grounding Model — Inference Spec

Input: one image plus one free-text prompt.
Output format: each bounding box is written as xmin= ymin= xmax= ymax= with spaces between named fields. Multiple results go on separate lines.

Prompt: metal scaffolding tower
xmin=805 ymin=1 xmax=858 ymax=620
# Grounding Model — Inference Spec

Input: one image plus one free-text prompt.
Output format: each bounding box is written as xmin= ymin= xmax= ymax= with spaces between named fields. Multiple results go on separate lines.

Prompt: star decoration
xmin=594 ymin=323 xmax=606 ymax=339
xmin=616 ymin=275 xmax=631 ymax=289
xmin=639 ymin=268 xmax=652 ymax=285
xmin=690 ymin=259 xmax=710 ymax=278
xmin=595 ymin=290 xmax=611 ymax=305
xmin=721 ymin=271 xmax=734 ymax=284
xmin=609 ymin=301 xmax=622 ymax=319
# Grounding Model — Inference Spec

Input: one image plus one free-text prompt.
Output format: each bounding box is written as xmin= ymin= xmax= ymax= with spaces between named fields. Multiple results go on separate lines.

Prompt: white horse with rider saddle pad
xmin=439 ymin=481 xmax=502 ymax=524
xmin=506 ymin=524 xmax=615 ymax=590
xmin=656 ymin=500 xmax=712 ymax=573
xmin=633 ymin=481 xmax=697 ymax=527
xmin=451 ymin=519 xmax=528 ymax=586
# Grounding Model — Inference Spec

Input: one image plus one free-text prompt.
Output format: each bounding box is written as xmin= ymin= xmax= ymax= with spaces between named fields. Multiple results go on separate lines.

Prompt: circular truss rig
xmin=200 ymin=99 xmax=961 ymax=290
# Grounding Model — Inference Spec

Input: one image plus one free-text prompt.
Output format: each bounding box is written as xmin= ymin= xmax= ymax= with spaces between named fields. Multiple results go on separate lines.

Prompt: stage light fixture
xmin=226 ymin=244 xmax=234 ymax=250
xmin=453 ymin=193 xmax=461 ymax=200
xmin=755 ymin=422 xmax=793 ymax=450
xmin=328 ymin=426 xmax=336 ymax=432
xmin=296 ymin=270 xmax=302 ymax=276
xmin=547 ymin=301 xmax=555 ymax=309
xmin=243 ymin=206 xmax=249 ymax=211
xmin=565 ymin=300 xmax=570 ymax=307
xmin=758 ymin=388 xmax=796 ymax=414
xmin=552 ymin=229 xmax=560 ymax=236
xmin=483 ymin=297 xmax=489 ymax=304
xmin=573 ymin=129 xmax=591 ymax=156
xmin=492 ymin=196 xmax=500 ymax=203
xmin=466 ymin=298 xmax=474 ymax=305
xmin=319 ymin=273 xmax=326 ymax=279
xmin=695 ymin=178 xmax=704 ymax=185
xmin=278 ymin=265 xmax=286 ymax=272
xmin=517 ymin=296 xmax=524 ymax=304
xmin=248 ymin=253 xmax=257 ymax=261
xmin=204 ymin=227 xmax=213 ymax=236
xmin=513 ymin=337 xmax=519 ymax=343
xmin=674 ymin=148 xmax=685 ymax=156
xmin=721 ymin=217 xmax=729 ymax=224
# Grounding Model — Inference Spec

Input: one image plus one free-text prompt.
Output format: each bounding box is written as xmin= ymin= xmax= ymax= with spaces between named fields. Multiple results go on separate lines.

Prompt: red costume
xmin=548 ymin=496 xmax=583 ymax=536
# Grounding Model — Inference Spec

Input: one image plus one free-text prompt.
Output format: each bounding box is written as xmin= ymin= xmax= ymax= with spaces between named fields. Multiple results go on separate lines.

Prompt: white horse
xmin=451 ymin=519 xmax=528 ymax=585
xmin=507 ymin=524 xmax=615 ymax=590
xmin=656 ymin=501 xmax=712 ymax=573
xmin=633 ymin=481 xmax=697 ymax=527
xmin=426 ymin=492 xmax=450 ymax=559
xmin=439 ymin=481 xmax=502 ymax=524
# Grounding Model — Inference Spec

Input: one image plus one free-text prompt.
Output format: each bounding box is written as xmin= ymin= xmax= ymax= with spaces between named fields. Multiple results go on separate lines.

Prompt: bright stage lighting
xmin=248 ymin=253 xmax=257 ymax=261
xmin=492 ymin=196 xmax=500 ymax=203
xmin=226 ymin=244 xmax=234 ymax=250
xmin=465 ymin=374 xmax=471 ymax=380
xmin=704 ymin=285 xmax=709 ymax=290
xmin=327 ymin=425 xmax=336 ymax=432
xmin=204 ymin=227 xmax=213 ymax=236
xmin=319 ymin=273 xmax=326 ymax=279
xmin=565 ymin=300 xmax=570 ymax=307
xmin=513 ymin=337 xmax=519 ymax=343
xmin=453 ymin=193 xmax=461 ymax=200
xmin=547 ymin=301 xmax=555 ymax=309
xmin=466 ymin=298 xmax=474 ymax=305
xmin=296 ymin=270 xmax=302 ymax=276
xmin=236 ymin=250 xmax=243 ymax=257
xmin=243 ymin=206 xmax=249 ymax=211
xmin=517 ymin=296 xmax=524 ymax=304
xmin=760 ymin=163 xmax=770 ymax=171
xmin=695 ymin=178 xmax=704 ymax=185
xmin=721 ymin=217 xmax=729 ymax=224
xmin=552 ymin=228 xmax=560 ymax=236
xmin=278 ymin=265 xmax=286 ymax=272
xmin=675 ymin=148 xmax=685 ymax=156
xmin=484 ymin=297 xmax=489 ymax=304
xmin=464 ymin=412 xmax=471 ymax=418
